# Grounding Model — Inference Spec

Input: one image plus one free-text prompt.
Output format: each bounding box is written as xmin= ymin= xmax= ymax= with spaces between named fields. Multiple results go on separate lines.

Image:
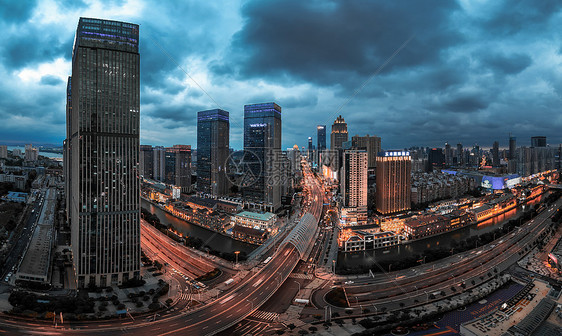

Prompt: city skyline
xmin=0 ymin=1 xmax=561 ymax=149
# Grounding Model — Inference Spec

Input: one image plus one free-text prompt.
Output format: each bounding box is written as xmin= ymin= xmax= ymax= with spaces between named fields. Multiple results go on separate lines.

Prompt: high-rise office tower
xmin=308 ymin=137 xmax=313 ymax=159
xmin=428 ymin=148 xmax=444 ymax=171
xmin=341 ymin=150 xmax=368 ymax=224
xmin=152 ymin=146 xmax=166 ymax=181
xmin=243 ymin=102 xmax=282 ymax=212
xmin=531 ymin=136 xmax=546 ymax=148
xmin=317 ymin=125 xmax=326 ymax=151
xmin=164 ymin=145 xmax=191 ymax=192
xmin=456 ymin=143 xmax=463 ymax=166
xmin=509 ymin=136 xmax=516 ymax=160
xmin=444 ymin=142 xmax=452 ymax=166
xmin=330 ymin=115 xmax=348 ymax=150
xmin=197 ymin=109 xmax=230 ymax=196
xmin=376 ymin=150 xmax=411 ymax=215
xmin=492 ymin=141 xmax=500 ymax=167
xmin=341 ymin=150 xmax=368 ymax=208
xmin=64 ymin=77 xmax=72 ymax=225
xmin=67 ymin=18 xmax=140 ymax=288
xmin=351 ymin=134 xmax=382 ymax=170
xmin=139 ymin=145 xmax=154 ymax=179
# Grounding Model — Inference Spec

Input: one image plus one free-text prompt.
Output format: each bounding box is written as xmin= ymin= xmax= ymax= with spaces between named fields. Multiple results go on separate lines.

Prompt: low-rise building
xmin=404 ymin=214 xmax=450 ymax=240
xmin=3 ymin=191 xmax=28 ymax=203
xmin=232 ymin=224 xmax=268 ymax=244
xmin=231 ymin=211 xmax=277 ymax=232
xmin=341 ymin=229 xmax=400 ymax=252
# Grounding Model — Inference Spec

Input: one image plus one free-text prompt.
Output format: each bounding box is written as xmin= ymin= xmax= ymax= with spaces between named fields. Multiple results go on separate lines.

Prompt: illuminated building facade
xmin=68 ymin=18 xmax=140 ymax=288
xmin=376 ymin=150 xmax=411 ymax=215
xmin=330 ymin=115 xmax=348 ymax=150
xmin=340 ymin=150 xmax=368 ymax=224
xmin=197 ymin=109 xmax=230 ymax=196
xmin=243 ymin=102 xmax=282 ymax=211
xmin=166 ymin=145 xmax=192 ymax=193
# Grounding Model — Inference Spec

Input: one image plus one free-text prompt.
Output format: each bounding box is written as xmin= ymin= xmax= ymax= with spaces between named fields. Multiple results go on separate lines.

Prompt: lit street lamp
xmin=234 ymin=251 xmax=240 ymax=266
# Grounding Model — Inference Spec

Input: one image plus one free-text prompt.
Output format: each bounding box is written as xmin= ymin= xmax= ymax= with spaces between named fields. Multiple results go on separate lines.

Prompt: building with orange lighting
xmin=469 ymin=193 xmax=517 ymax=223
xmin=340 ymin=150 xmax=368 ymax=224
xmin=376 ymin=150 xmax=412 ymax=214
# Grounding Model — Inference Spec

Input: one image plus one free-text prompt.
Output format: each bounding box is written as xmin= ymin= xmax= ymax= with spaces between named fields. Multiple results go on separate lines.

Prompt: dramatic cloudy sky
xmin=0 ymin=0 xmax=561 ymax=150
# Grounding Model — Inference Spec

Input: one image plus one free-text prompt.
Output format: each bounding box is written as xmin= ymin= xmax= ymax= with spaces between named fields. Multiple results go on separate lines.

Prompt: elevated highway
xmin=0 ymin=163 xmax=325 ymax=335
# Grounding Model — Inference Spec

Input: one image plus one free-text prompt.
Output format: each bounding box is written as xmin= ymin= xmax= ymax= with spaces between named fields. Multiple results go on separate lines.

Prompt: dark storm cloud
xmin=2 ymin=27 xmax=73 ymax=69
xmin=480 ymin=52 xmax=532 ymax=75
xmin=441 ymin=94 xmax=489 ymax=113
xmin=40 ymin=75 xmax=63 ymax=86
xmin=213 ymin=0 xmax=462 ymax=88
xmin=0 ymin=1 xmax=37 ymax=23
xmin=481 ymin=0 xmax=562 ymax=36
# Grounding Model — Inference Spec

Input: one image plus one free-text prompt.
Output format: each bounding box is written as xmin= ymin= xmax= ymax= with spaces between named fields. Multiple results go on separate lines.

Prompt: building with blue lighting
xmin=67 ymin=18 xmax=141 ymax=288
xmin=197 ymin=109 xmax=230 ymax=196
xmin=243 ymin=102 xmax=282 ymax=211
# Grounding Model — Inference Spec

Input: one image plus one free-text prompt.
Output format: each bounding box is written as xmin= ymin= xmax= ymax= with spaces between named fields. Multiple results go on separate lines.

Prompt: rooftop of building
xmin=17 ymin=225 xmax=53 ymax=279
xmin=234 ymin=211 xmax=276 ymax=222
xmin=232 ymin=224 xmax=267 ymax=237
xmin=404 ymin=214 xmax=449 ymax=228
xmin=6 ymin=191 xmax=28 ymax=198
xmin=186 ymin=196 xmax=218 ymax=208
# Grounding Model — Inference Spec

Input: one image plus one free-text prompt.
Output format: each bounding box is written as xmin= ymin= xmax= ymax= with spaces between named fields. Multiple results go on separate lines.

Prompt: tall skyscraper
xmin=330 ymin=115 xmax=348 ymax=150
xmin=444 ymin=142 xmax=452 ymax=166
xmin=197 ymin=109 xmax=229 ymax=196
xmin=317 ymin=124 xmax=326 ymax=157
xmin=456 ymin=143 xmax=463 ymax=166
xmin=351 ymin=134 xmax=382 ymax=170
xmin=243 ymin=102 xmax=282 ymax=211
xmin=508 ymin=136 xmax=516 ymax=160
xmin=492 ymin=141 xmax=500 ymax=167
xmin=164 ymin=145 xmax=191 ymax=192
xmin=376 ymin=150 xmax=411 ymax=215
xmin=341 ymin=150 xmax=368 ymax=208
xmin=152 ymin=146 xmax=166 ymax=181
xmin=67 ymin=18 xmax=140 ymax=288
xmin=531 ymin=136 xmax=546 ymax=148
xmin=428 ymin=148 xmax=445 ymax=171
xmin=64 ymin=77 xmax=72 ymax=225
xmin=139 ymin=145 xmax=154 ymax=179
xmin=308 ymin=136 xmax=313 ymax=160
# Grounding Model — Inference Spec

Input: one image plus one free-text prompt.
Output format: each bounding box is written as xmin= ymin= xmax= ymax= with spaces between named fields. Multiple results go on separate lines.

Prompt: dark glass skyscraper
xmin=243 ymin=102 xmax=282 ymax=211
xmin=531 ymin=136 xmax=546 ymax=148
xmin=67 ymin=18 xmax=140 ymax=288
xmin=197 ymin=109 xmax=229 ymax=196
xmin=317 ymin=125 xmax=326 ymax=151
xmin=509 ymin=136 xmax=516 ymax=159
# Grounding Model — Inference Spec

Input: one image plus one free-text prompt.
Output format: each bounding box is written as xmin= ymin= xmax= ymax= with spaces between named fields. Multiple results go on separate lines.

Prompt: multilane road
xmin=0 ymin=163 xmax=325 ymax=335
xmin=330 ymin=198 xmax=562 ymax=312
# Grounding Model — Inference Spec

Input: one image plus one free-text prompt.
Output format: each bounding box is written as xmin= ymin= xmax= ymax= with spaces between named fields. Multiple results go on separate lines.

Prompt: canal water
xmin=337 ymin=192 xmax=549 ymax=268
xmin=141 ymin=199 xmax=256 ymax=255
